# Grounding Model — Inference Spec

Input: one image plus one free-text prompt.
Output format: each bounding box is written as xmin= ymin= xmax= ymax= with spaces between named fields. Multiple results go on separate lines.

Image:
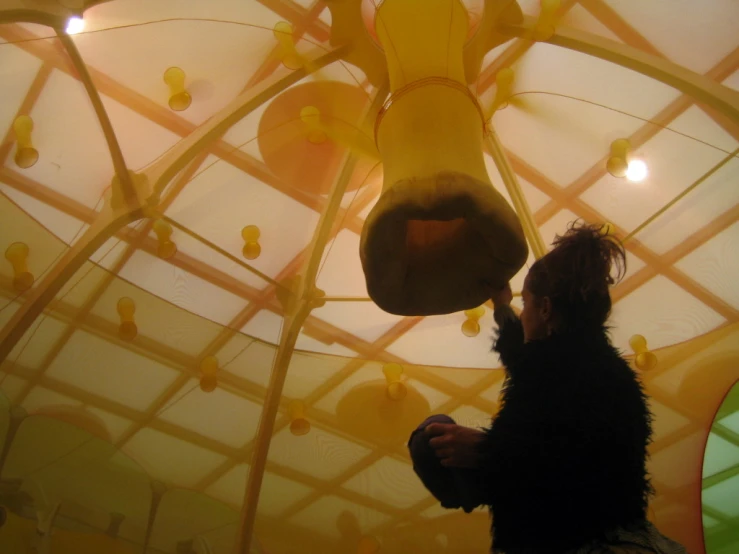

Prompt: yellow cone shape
xmin=360 ymin=0 xmax=527 ymax=316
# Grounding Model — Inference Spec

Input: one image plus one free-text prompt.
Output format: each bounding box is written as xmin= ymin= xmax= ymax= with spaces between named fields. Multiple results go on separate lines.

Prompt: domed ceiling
xmin=0 ymin=1 xmax=737 ymax=553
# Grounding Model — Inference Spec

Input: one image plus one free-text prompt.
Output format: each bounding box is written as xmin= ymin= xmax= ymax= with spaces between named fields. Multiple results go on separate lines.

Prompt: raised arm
xmin=490 ymin=284 xmax=525 ymax=368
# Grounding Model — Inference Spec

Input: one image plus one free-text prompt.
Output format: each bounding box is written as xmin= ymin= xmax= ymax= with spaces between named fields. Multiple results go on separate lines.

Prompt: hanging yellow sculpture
xmin=0 ymin=1 xmax=737 ymax=554
xmin=359 ymin=0 xmax=528 ymax=316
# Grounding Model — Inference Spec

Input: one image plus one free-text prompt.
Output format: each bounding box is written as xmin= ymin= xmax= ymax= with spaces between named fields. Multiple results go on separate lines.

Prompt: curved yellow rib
xmin=485 ymin=128 xmax=548 ymax=259
xmin=235 ymin=82 xmax=389 ymax=554
xmin=56 ymin=31 xmax=136 ymax=203
xmin=500 ymin=17 xmax=739 ymax=124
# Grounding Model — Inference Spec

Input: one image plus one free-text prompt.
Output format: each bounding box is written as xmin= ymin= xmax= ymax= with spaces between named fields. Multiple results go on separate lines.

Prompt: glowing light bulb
xmin=65 ymin=16 xmax=85 ymax=35
xmin=626 ymin=159 xmax=648 ymax=182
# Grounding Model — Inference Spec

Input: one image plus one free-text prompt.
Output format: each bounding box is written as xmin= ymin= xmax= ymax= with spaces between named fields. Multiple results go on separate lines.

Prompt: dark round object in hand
xmin=407 ymin=414 xmax=485 ymax=513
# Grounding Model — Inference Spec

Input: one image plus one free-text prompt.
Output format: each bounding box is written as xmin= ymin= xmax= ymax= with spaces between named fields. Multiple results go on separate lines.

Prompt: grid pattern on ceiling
xmin=0 ymin=0 xmax=738 ymax=546
xmin=1 ymin=271 xmax=737 ymax=542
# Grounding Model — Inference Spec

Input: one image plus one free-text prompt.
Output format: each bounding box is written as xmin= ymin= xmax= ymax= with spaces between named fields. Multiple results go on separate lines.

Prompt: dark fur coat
xmin=479 ymin=316 xmax=653 ymax=553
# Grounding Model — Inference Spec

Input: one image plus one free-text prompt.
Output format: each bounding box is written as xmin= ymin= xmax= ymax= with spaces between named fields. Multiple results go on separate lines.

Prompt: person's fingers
xmin=440 ymin=455 xmax=470 ymax=468
xmin=428 ymin=435 xmax=450 ymax=449
xmin=441 ymin=457 xmax=475 ymax=469
xmin=435 ymin=448 xmax=454 ymax=460
xmin=425 ymin=423 xmax=453 ymax=437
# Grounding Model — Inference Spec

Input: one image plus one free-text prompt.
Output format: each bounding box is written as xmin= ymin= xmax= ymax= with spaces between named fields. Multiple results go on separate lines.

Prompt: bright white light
xmin=65 ymin=16 xmax=85 ymax=35
xmin=626 ymin=159 xmax=648 ymax=182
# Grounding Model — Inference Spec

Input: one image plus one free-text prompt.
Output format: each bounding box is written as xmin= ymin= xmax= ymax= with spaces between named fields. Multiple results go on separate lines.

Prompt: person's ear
xmin=539 ymin=296 xmax=553 ymax=322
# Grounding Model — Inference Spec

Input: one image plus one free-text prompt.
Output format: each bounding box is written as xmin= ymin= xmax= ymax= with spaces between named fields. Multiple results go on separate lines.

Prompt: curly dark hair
xmin=526 ymin=220 xmax=627 ymax=330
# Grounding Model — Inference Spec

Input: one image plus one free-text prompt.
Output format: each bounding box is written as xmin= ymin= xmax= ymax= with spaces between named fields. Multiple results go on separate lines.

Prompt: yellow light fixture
xmin=5 ymin=242 xmax=34 ymax=292
xmin=273 ymin=21 xmax=302 ymax=70
xmin=300 ymin=106 xmax=327 ymax=144
xmin=288 ymin=400 xmax=311 ymax=436
xmin=117 ymin=297 xmax=137 ymax=341
xmin=534 ymin=0 xmax=561 ymax=41
xmin=383 ymin=362 xmax=407 ymax=401
xmin=13 ymin=115 xmax=39 ymax=169
xmin=241 ymin=225 xmax=262 ymax=260
xmin=607 ymin=138 xmax=649 ymax=182
xmin=629 ymin=334 xmax=657 ymax=371
xmin=153 ymin=219 xmax=177 ymax=259
xmin=461 ymin=305 xmax=486 ymax=337
xmin=606 ymin=138 xmax=630 ymax=178
xmin=200 ymin=355 xmax=219 ymax=392
xmin=163 ymin=67 xmax=192 ymax=111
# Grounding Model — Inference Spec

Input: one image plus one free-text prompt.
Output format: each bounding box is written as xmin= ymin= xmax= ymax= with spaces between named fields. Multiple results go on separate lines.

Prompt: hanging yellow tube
xmin=360 ymin=0 xmax=528 ymax=316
